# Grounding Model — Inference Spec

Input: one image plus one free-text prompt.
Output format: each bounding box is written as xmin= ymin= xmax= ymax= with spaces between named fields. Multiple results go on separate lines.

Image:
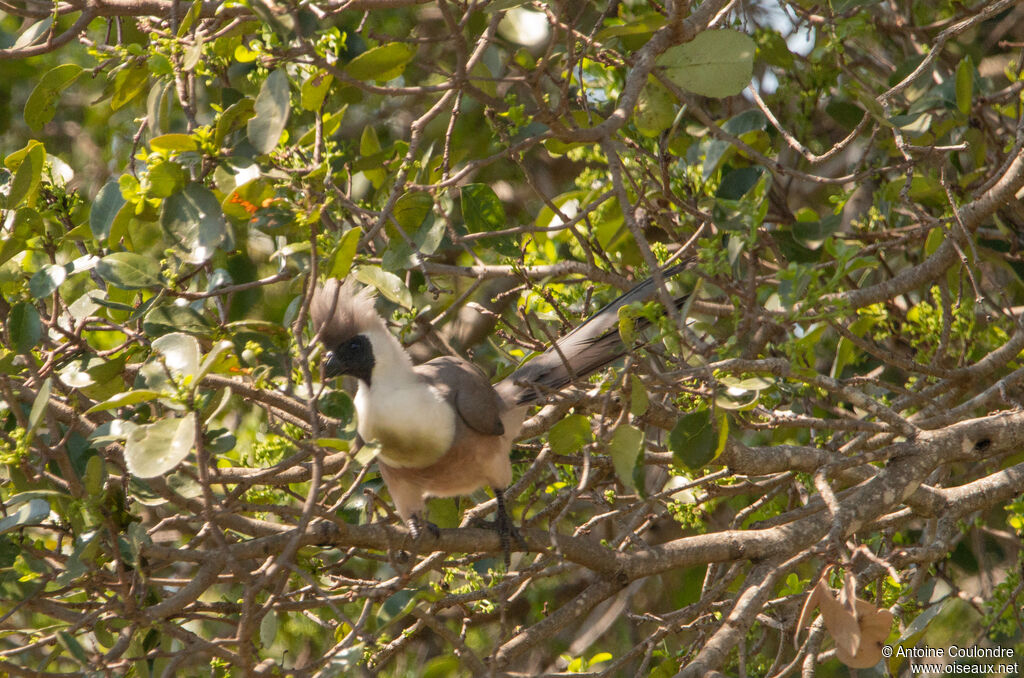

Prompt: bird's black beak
xmin=324 ymin=350 xmax=345 ymax=379
xmin=322 ymin=335 xmax=374 ymax=384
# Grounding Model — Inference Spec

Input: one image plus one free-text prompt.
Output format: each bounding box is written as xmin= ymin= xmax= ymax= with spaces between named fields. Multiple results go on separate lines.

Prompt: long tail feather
xmin=498 ymin=260 xmax=693 ymax=405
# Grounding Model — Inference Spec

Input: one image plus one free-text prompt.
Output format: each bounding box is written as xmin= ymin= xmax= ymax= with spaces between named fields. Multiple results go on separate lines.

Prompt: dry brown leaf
xmin=795 ymin=567 xmax=894 ymax=669
xmin=795 ymin=578 xmax=823 ymax=648
xmin=835 ymin=599 xmax=895 ymax=669
xmin=816 ymin=578 xmax=861 ymax=657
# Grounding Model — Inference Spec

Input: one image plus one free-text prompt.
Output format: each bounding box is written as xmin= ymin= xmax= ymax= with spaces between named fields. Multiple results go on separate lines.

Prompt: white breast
xmin=355 ymin=380 xmax=456 ymax=469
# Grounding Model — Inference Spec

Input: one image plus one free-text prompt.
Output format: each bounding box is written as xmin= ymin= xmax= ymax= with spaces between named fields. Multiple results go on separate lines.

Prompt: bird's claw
xmin=494 ymin=509 xmax=526 ymax=567
xmin=491 ymin=487 xmax=525 ymax=568
xmin=407 ymin=514 xmax=440 ymax=540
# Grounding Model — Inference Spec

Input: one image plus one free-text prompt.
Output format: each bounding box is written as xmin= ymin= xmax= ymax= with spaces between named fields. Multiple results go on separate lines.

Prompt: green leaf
xmin=415 ymin=215 xmax=446 ymax=256
xmin=549 ymin=414 xmax=592 ymax=456
xmin=4 ymin=140 xmax=46 ymax=208
xmin=50 ymin=535 xmax=94 ymax=587
xmin=60 ymin=356 xmax=112 ymax=393
xmin=758 ymin=29 xmax=794 ymax=69
xmin=849 ymin=83 xmax=891 ymax=128
xmin=722 ymin=109 xmax=767 ymax=135
xmin=955 ymin=56 xmax=973 ymax=116
xmin=183 ymin=37 xmax=204 ymax=72
xmin=215 ymin=97 xmax=256 ymax=147
xmin=246 ymin=0 xmax=296 ymax=40
xmin=3 ymin=139 xmax=43 ymax=171
xmin=298 ymin=105 xmax=346 ymax=146
xmin=718 ymin=376 xmax=774 ymax=392
xmin=668 ymin=408 xmax=726 ymax=470
xmin=84 ymin=454 xmax=106 ymax=496
xmin=56 ymin=629 xmax=90 ymax=666
xmin=924 ymin=226 xmax=944 ymax=256
xmin=346 ymin=43 xmax=417 ymax=82
xmin=658 ymin=29 xmax=755 ymax=98
xmin=792 ymin=214 xmax=841 ymax=250
xmin=148 ymin=161 xmax=186 ymax=198
xmin=608 ymin=424 xmax=644 ymax=492
xmin=88 ymin=292 xmax=153 ymax=321
xmin=9 ymin=301 xmax=42 ymax=354
xmin=195 ymin=339 xmax=234 ymax=384
xmin=271 ymin=241 xmax=311 ymax=266
xmin=146 ymin=80 xmax=174 ymax=134
xmin=24 ymin=64 xmax=83 ymax=132
xmin=90 ymin=181 xmax=126 ymax=241
xmin=461 ymin=183 xmax=506 ymax=233
xmin=143 ymin=303 xmax=213 ymax=337
xmin=123 ymin=414 xmax=196 ymax=478
xmin=176 ymin=0 xmax=203 ymax=37
xmin=247 ymin=69 xmax=291 ymax=154
xmin=260 ymin=611 xmax=279 ymax=648
xmin=393 ymin=191 xmax=433 ymax=234
xmin=888 ymin=111 xmax=932 ymax=133
xmin=702 ymin=139 xmax=732 ymax=181
xmin=469 ymin=60 xmax=497 ymax=97
xmin=29 ymin=263 xmax=69 ymax=299
xmin=595 ymin=14 xmax=665 ymax=42
xmin=634 ymin=77 xmax=676 ymax=137
xmin=382 ymin=241 xmax=413 ymax=271
xmin=109 ymin=204 xmax=137 ymax=246
xmin=148 ymin=53 xmax=174 ymax=78
xmin=150 ymin=134 xmax=199 ymax=153
xmin=235 ymin=43 xmax=259 ymax=63
xmin=58 ymin=357 xmax=96 ymax=389
xmin=96 ymin=252 xmax=163 ymax=289
xmin=111 ymin=65 xmax=150 ymax=111
xmin=630 ymin=374 xmax=649 ymax=416
xmin=0 ymin=208 xmax=37 ymax=266
xmin=617 ymin=306 xmax=637 ymax=346
xmin=314 ymin=437 xmax=351 ymax=452
xmin=830 ymin=336 xmax=856 ymax=381
xmin=301 ymin=69 xmax=334 ymax=112
xmin=161 ymin=183 xmax=230 ymax=264
xmin=208 ymin=431 xmax=237 ymax=455
xmin=27 ymin=377 xmax=51 ymax=434
xmin=0 ymin=498 xmax=50 ymax=535
xmin=825 ymin=100 xmax=864 ymax=130
xmin=359 ymin=125 xmax=386 ymax=188
xmin=329 ymin=227 xmax=361 ymax=279
xmin=65 ymin=355 xmax=126 ymax=401
xmin=897 ymin=600 xmax=949 ymax=643
xmin=717 ymin=166 xmax=764 ymax=200
xmin=11 ymin=17 xmax=52 ymax=50
xmin=152 ymin=333 xmax=201 ymax=382
xmin=354 ymin=265 xmax=412 ymax=308
xmin=222 ymin=177 xmax=270 ymax=220
xmin=86 ymin=390 xmax=164 ymax=414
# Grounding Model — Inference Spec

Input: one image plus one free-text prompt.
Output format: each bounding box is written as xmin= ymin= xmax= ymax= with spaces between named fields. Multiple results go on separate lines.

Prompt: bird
xmin=311 ymin=262 xmax=692 ymax=564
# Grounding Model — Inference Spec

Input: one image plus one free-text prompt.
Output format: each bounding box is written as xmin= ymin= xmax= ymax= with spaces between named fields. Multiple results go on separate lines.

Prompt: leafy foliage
xmin=1 ymin=0 xmax=1024 ymax=675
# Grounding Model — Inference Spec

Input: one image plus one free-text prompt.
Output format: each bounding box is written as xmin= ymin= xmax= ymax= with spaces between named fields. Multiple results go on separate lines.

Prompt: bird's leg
xmin=492 ymin=487 xmax=526 ymax=567
xmin=407 ymin=512 xmax=441 ymax=540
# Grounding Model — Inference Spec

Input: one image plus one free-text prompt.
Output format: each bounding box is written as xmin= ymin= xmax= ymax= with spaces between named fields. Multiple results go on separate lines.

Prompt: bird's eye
xmin=347 ymin=338 xmax=362 ymax=350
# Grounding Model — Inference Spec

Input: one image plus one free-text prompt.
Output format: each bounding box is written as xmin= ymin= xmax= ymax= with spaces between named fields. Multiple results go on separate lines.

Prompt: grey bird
xmin=312 ymin=263 xmax=691 ymax=563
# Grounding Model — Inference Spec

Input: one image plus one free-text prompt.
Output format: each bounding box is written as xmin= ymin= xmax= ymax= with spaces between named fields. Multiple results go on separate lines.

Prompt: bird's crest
xmin=311 ymin=277 xmax=381 ymax=347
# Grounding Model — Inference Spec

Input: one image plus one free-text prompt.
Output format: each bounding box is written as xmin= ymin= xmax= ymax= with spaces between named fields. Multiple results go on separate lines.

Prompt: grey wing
xmin=415 ymin=356 xmax=505 ymax=436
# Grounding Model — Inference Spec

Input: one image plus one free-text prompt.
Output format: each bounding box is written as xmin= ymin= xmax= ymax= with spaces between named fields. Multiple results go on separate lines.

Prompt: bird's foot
xmin=494 ymin=510 xmax=525 ymax=568
xmin=492 ymin=487 xmax=526 ymax=568
xmin=407 ymin=513 xmax=441 ymax=541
